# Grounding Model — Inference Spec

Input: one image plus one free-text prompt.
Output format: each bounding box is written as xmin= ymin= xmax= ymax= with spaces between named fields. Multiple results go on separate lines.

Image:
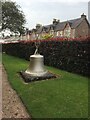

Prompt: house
xmin=27 ymin=13 xmax=90 ymax=40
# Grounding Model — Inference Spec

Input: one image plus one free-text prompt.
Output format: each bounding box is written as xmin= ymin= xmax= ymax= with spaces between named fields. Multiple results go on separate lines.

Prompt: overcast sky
xmin=12 ymin=0 xmax=89 ymax=29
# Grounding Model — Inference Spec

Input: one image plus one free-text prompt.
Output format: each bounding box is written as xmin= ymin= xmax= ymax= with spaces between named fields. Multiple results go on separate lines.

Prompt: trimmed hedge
xmin=2 ymin=38 xmax=90 ymax=76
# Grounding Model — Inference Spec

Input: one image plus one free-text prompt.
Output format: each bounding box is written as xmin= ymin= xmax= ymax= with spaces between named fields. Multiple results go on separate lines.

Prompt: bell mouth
xmin=25 ymin=70 xmax=48 ymax=77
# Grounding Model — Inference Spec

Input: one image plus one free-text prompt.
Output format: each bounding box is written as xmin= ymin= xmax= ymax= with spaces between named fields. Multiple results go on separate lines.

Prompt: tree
xmin=0 ymin=1 xmax=1 ymax=19
xmin=42 ymin=34 xmax=53 ymax=40
xmin=2 ymin=1 xmax=26 ymax=35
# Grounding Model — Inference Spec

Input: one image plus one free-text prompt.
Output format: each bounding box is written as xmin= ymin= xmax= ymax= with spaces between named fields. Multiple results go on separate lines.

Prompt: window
xmin=60 ymin=31 xmax=63 ymax=36
xmin=64 ymin=28 xmax=71 ymax=37
xmin=50 ymin=30 xmax=54 ymax=35
xmin=56 ymin=31 xmax=59 ymax=36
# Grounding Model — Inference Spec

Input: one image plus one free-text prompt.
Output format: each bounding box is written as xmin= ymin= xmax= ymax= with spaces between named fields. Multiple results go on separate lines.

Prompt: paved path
xmin=0 ymin=64 xmax=31 ymax=119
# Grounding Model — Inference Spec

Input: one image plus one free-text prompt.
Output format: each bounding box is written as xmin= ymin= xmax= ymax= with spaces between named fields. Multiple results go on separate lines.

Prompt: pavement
xmin=0 ymin=63 xmax=31 ymax=119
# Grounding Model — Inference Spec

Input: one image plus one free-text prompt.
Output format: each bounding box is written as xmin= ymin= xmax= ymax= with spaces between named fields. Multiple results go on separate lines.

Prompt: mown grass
xmin=2 ymin=53 xmax=88 ymax=118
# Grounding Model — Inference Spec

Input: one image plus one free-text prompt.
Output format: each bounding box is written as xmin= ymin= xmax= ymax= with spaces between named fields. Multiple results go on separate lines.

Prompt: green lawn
xmin=0 ymin=53 xmax=2 ymax=63
xmin=2 ymin=53 xmax=88 ymax=118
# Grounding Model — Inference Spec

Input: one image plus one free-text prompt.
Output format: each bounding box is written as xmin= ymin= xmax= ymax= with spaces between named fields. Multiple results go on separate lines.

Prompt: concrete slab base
xmin=19 ymin=71 xmax=57 ymax=83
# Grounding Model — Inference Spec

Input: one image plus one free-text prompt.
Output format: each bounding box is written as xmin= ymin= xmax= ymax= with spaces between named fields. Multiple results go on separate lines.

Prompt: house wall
xmin=38 ymin=34 xmax=41 ymax=39
xmin=71 ymin=29 xmax=75 ymax=38
xmin=28 ymin=18 xmax=90 ymax=40
xmin=50 ymin=30 xmax=54 ymax=36
xmin=60 ymin=31 xmax=63 ymax=37
xmin=42 ymin=31 xmax=46 ymax=37
xmin=56 ymin=31 xmax=60 ymax=36
xmin=54 ymin=30 xmax=63 ymax=37
xmin=75 ymin=19 xmax=90 ymax=38
xmin=63 ymin=23 xmax=71 ymax=37
xmin=26 ymin=34 xmax=30 ymax=40
xmin=31 ymin=33 xmax=36 ymax=40
xmin=29 ymin=34 xmax=32 ymax=40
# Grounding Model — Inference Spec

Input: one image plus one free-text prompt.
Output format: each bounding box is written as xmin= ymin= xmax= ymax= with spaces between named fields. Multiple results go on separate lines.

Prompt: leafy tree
xmin=0 ymin=1 xmax=1 ymax=18
xmin=42 ymin=34 xmax=53 ymax=40
xmin=2 ymin=1 xmax=26 ymax=35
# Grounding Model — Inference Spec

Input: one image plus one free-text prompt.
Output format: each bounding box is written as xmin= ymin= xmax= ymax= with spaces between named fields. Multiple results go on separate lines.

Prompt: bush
xmin=2 ymin=37 xmax=90 ymax=76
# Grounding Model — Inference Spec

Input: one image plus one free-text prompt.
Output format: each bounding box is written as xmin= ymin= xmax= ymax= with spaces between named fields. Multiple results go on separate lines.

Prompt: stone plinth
xmin=20 ymin=71 xmax=56 ymax=83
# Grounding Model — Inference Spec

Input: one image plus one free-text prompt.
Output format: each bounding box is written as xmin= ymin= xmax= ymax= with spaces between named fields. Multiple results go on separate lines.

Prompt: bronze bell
xmin=25 ymin=35 xmax=47 ymax=76
xmin=25 ymin=54 xmax=47 ymax=76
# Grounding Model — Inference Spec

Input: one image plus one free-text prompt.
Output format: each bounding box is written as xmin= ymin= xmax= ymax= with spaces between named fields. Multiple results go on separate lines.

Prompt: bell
xmin=25 ymin=54 xmax=47 ymax=76
xmin=25 ymin=38 xmax=47 ymax=76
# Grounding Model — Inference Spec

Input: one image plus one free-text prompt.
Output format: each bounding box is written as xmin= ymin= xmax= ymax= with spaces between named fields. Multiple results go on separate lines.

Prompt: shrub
xmin=2 ymin=37 xmax=90 ymax=76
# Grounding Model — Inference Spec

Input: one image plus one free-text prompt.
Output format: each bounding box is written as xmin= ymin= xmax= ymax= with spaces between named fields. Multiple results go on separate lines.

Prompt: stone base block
xmin=19 ymin=71 xmax=57 ymax=83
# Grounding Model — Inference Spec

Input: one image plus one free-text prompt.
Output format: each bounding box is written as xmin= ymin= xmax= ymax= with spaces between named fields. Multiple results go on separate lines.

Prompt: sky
xmin=12 ymin=0 xmax=89 ymax=29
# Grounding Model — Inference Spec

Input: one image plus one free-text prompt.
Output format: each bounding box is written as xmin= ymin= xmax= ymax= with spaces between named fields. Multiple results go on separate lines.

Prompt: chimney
xmin=36 ymin=24 xmax=42 ymax=30
xmin=53 ymin=19 xmax=56 ymax=24
xmin=81 ymin=13 xmax=86 ymax=19
xmin=53 ymin=19 xmax=60 ymax=25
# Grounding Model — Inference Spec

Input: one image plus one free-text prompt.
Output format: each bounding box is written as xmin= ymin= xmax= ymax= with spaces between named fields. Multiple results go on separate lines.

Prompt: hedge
xmin=2 ymin=38 xmax=90 ymax=77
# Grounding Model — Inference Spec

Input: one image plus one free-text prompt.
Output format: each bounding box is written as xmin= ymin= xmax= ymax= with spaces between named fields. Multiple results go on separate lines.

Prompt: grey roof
xmin=31 ymin=17 xmax=89 ymax=33
xmin=55 ymin=18 xmax=85 ymax=31
xmin=68 ymin=18 xmax=84 ymax=28
xmin=36 ymin=24 xmax=54 ymax=34
xmin=43 ymin=24 xmax=54 ymax=32
xmin=54 ymin=22 xmax=67 ymax=31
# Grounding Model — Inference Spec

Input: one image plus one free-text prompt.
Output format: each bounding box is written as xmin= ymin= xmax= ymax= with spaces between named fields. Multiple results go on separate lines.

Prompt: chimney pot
xmin=81 ymin=13 xmax=86 ymax=18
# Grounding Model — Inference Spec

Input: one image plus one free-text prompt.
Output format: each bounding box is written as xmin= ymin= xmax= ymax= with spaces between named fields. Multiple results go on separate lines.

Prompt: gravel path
xmin=1 ymin=64 xmax=31 ymax=119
